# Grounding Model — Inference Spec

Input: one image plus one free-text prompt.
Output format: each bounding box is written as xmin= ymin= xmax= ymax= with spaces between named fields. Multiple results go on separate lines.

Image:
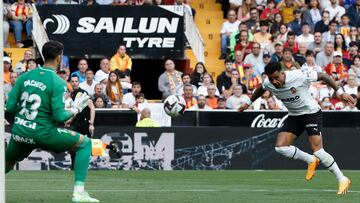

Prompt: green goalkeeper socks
xmin=74 ymin=136 xmax=92 ymax=183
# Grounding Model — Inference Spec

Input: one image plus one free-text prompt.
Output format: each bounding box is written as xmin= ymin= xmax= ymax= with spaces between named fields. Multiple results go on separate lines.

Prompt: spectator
xmin=232 ymin=50 xmax=245 ymax=78
xmin=339 ymin=14 xmax=351 ymax=38
xmin=14 ymin=50 xmax=32 ymax=74
xmin=334 ymin=33 xmax=350 ymax=60
xmin=79 ymin=68 xmax=98 ymax=96
xmin=189 ymin=94 xmax=212 ymax=110
xmin=320 ymin=97 xmax=334 ymax=110
xmin=123 ymin=82 xmax=144 ymax=108
xmin=93 ymin=96 xmax=106 ymax=108
xmin=57 ymin=69 xmax=73 ymax=92
xmin=307 ymin=31 xmax=325 ymax=54
xmin=316 ymin=42 xmax=334 ymax=68
xmin=280 ymin=48 xmax=301 ymax=71
xmin=349 ymin=55 xmax=360 ymax=84
xmin=10 ymin=0 xmax=32 ymax=48
xmin=4 ymin=56 xmax=12 ymax=84
xmin=293 ymin=43 xmax=308 ymax=66
xmin=198 ymin=73 xmax=220 ymax=97
xmin=230 ymin=22 xmax=255 ymax=55
xmin=136 ymin=108 xmax=160 ymax=127
xmin=95 ymin=58 xmax=110 ymax=83
xmin=81 ymin=0 xmax=98 ymax=5
xmin=296 ymin=23 xmax=314 ymax=45
xmin=246 ymin=7 xmax=260 ymax=32
xmin=110 ymin=45 xmax=132 ymax=83
xmin=106 ymin=71 xmax=123 ymax=108
xmin=91 ymin=83 xmax=110 ymax=107
xmin=234 ymin=30 xmax=254 ymax=60
xmin=357 ymin=86 xmax=360 ymax=109
xmin=135 ymin=93 xmax=146 ymax=106
xmin=349 ymin=27 xmax=360 ymax=42
xmin=206 ymin=84 xmax=220 ymax=109
xmin=176 ymin=73 xmax=197 ymax=96
xmin=183 ymin=84 xmax=197 ymax=109
xmin=314 ymin=10 xmax=330 ymax=33
xmin=348 ymin=41 xmax=360 ymax=60
xmin=344 ymin=75 xmax=358 ymax=95
xmin=253 ymin=20 xmax=272 ymax=49
xmin=324 ymin=0 xmax=345 ymax=23
xmin=241 ymin=64 xmax=262 ymax=93
xmin=226 ymin=84 xmax=251 ymax=110
xmin=71 ymin=59 xmax=88 ymax=83
xmin=237 ymin=0 xmax=256 ymax=22
xmin=271 ymin=41 xmax=283 ymax=62
xmin=217 ymin=59 xmax=234 ymax=95
xmin=259 ymin=0 xmax=280 ymax=21
xmin=283 ymin=31 xmax=299 ymax=53
xmin=216 ymin=97 xmax=228 ymax=109
xmin=324 ymin=51 xmax=348 ymax=84
xmin=276 ymin=24 xmax=288 ymax=43
xmin=158 ymin=59 xmax=183 ymax=99
xmin=153 ymin=0 xmax=163 ymax=5
xmin=301 ymin=50 xmax=322 ymax=72
xmin=3 ymin=2 xmax=12 ymax=48
xmin=277 ymin=0 xmax=303 ymax=24
xmin=26 ymin=58 xmax=37 ymax=71
xmin=342 ymin=94 xmax=358 ymax=111
xmin=288 ymin=9 xmax=305 ymax=36
xmin=244 ymin=42 xmax=263 ymax=66
xmin=252 ymin=89 xmax=284 ymax=110
xmin=255 ymin=51 xmax=271 ymax=76
xmin=4 ymin=72 xmax=17 ymax=102
xmin=220 ymin=10 xmax=240 ymax=59
xmin=348 ymin=0 xmax=360 ymax=27
xmin=322 ymin=20 xmax=338 ymax=43
xmin=191 ymin=62 xmax=208 ymax=87
xmin=304 ymin=0 xmax=322 ymax=32
xmin=266 ymin=97 xmax=281 ymax=110
xmin=270 ymin=13 xmax=283 ymax=34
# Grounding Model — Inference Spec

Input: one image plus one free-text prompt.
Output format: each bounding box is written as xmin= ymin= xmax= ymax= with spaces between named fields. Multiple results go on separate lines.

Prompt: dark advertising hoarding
xmin=37 ymin=5 xmax=185 ymax=59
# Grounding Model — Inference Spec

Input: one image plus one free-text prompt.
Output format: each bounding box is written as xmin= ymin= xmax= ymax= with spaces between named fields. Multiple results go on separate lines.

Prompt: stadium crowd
xmin=3 ymin=0 xmax=360 ymax=112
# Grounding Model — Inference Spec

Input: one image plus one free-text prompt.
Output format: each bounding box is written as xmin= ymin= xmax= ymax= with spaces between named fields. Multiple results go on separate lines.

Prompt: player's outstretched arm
xmin=317 ymin=72 xmax=355 ymax=105
xmin=238 ymin=86 xmax=266 ymax=112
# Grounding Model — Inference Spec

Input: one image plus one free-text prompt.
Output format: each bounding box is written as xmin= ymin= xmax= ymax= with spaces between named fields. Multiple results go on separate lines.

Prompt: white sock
xmin=314 ymin=148 xmax=346 ymax=183
xmin=275 ymin=146 xmax=315 ymax=164
xmin=73 ymin=181 xmax=85 ymax=194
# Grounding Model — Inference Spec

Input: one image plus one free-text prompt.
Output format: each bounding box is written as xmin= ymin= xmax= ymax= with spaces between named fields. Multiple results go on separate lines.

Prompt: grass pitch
xmin=6 ymin=170 xmax=360 ymax=203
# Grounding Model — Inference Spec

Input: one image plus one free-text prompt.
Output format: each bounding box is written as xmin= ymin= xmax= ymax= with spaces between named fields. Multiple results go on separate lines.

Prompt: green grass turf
xmin=5 ymin=170 xmax=360 ymax=203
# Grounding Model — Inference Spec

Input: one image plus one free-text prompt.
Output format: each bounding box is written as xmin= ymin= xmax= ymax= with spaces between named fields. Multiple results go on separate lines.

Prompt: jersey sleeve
xmin=261 ymin=78 xmax=270 ymax=91
xmin=51 ymin=80 xmax=73 ymax=123
xmin=5 ymin=74 xmax=24 ymax=113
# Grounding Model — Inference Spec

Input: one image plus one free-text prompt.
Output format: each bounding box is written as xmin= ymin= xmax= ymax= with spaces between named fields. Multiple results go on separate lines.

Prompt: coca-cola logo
xmin=251 ymin=114 xmax=288 ymax=128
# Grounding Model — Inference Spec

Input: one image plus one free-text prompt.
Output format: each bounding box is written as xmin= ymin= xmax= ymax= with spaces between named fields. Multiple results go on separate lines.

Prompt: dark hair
xmin=341 ymin=14 xmax=349 ymax=19
xmin=329 ymin=20 xmax=338 ymax=26
xmin=301 ymin=22 xmax=309 ymax=27
xmin=224 ymin=58 xmax=233 ymax=64
xmin=353 ymin=55 xmax=360 ymax=64
xmin=132 ymin=81 xmax=141 ymax=86
xmin=136 ymin=93 xmax=145 ymax=99
xmin=181 ymin=73 xmax=191 ymax=78
xmin=85 ymin=68 xmax=93 ymax=73
xmin=42 ymin=40 xmax=63 ymax=62
xmin=71 ymin=75 xmax=79 ymax=80
xmin=350 ymin=94 xmax=357 ymax=99
xmin=305 ymin=50 xmax=315 ymax=57
xmin=260 ymin=20 xmax=270 ymax=27
xmin=287 ymin=31 xmax=295 ymax=37
xmin=26 ymin=58 xmax=37 ymax=67
xmin=93 ymin=96 xmax=106 ymax=108
xmin=264 ymin=62 xmax=281 ymax=75
xmin=334 ymin=33 xmax=347 ymax=51
xmin=283 ymin=48 xmax=292 ymax=53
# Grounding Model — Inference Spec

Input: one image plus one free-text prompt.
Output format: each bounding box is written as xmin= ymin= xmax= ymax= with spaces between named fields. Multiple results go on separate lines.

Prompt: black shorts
xmin=280 ymin=110 xmax=323 ymax=137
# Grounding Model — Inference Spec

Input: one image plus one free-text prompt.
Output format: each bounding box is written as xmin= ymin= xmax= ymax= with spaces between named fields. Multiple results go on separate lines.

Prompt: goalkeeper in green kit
xmin=5 ymin=41 xmax=99 ymax=202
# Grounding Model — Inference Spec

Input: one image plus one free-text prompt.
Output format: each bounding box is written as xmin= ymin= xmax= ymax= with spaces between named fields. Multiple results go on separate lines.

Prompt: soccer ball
xmin=163 ymin=95 xmax=186 ymax=117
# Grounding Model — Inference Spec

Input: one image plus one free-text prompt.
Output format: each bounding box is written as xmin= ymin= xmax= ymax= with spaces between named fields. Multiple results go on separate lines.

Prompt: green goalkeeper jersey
xmin=6 ymin=66 xmax=73 ymax=136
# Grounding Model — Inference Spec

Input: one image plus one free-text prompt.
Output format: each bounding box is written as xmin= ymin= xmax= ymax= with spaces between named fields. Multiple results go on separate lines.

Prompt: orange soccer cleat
xmin=337 ymin=177 xmax=351 ymax=195
xmin=305 ymin=156 xmax=320 ymax=181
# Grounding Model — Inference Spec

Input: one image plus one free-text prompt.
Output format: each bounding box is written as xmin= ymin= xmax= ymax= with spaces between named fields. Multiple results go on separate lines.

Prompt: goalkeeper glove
xmin=69 ymin=92 xmax=90 ymax=116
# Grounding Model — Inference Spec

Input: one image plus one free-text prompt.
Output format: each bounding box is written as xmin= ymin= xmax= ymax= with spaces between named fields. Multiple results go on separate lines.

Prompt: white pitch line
xmin=5 ymin=189 xmax=360 ymax=193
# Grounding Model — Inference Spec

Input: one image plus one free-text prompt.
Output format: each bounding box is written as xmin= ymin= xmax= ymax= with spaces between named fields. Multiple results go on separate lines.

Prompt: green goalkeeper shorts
xmin=6 ymin=128 xmax=82 ymax=164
